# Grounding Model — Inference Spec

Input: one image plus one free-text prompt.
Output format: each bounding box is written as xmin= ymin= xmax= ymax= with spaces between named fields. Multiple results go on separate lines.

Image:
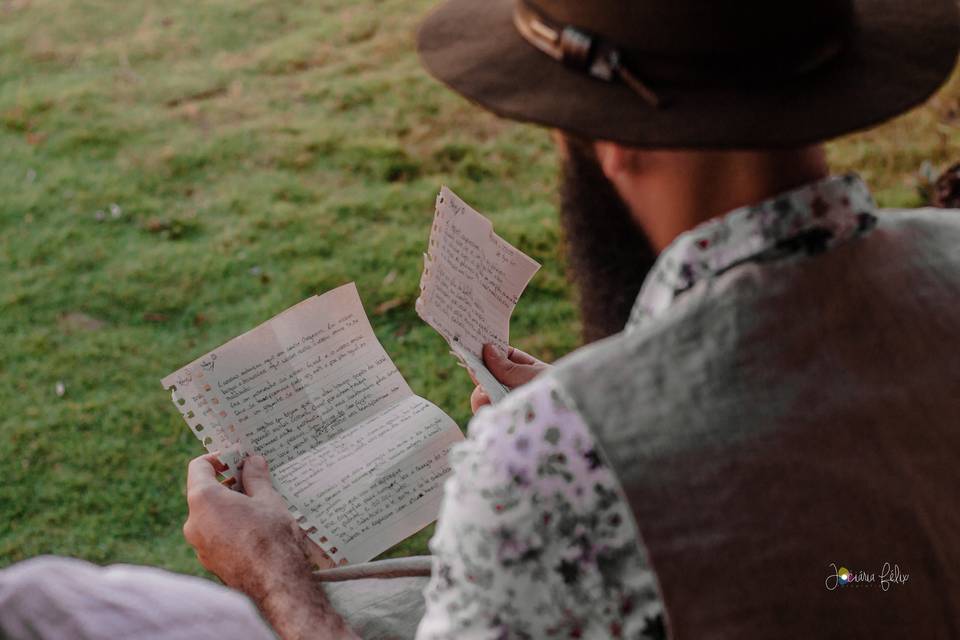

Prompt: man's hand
xmin=184 ymin=454 xmax=331 ymax=591
xmin=470 ymin=343 xmax=550 ymax=413
xmin=184 ymin=454 xmax=357 ymax=640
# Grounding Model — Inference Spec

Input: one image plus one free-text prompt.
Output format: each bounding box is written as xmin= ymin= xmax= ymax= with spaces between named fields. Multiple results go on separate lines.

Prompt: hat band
xmin=513 ymin=0 xmax=846 ymax=109
xmin=513 ymin=1 xmax=664 ymax=107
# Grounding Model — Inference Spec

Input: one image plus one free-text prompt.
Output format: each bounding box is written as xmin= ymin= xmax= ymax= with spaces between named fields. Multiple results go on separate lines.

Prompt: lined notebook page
xmin=162 ymin=283 xmax=463 ymax=565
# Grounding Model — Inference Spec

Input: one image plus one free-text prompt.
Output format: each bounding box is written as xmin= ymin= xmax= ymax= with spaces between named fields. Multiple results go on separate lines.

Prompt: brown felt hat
xmin=417 ymin=0 xmax=959 ymax=148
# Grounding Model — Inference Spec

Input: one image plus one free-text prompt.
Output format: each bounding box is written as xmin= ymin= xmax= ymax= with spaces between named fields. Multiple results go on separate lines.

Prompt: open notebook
xmin=162 ymin=188 xmax=538 ymax=565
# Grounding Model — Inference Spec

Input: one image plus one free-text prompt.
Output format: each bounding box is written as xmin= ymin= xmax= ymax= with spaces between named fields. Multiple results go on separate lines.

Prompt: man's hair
xmin=558 ymin=135 xmax=658 ymax=343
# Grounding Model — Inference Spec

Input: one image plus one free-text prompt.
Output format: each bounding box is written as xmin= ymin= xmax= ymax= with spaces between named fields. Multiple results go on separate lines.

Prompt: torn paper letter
xmin=416 ymin=186 xmax=540 ymax=403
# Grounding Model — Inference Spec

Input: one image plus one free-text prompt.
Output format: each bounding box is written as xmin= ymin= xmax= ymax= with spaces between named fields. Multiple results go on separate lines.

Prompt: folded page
xmin=162 ymin=283 xmax=413 ymax=469
xmin=162 ymin=283 xmax=463 ymax=564
xmin=276 ymin=395 xmax=461 ymax=563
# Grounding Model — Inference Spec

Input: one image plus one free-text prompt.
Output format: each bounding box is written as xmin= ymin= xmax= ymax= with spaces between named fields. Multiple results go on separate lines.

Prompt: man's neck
xmin=622 ymin=147 xmax=830 ymax=252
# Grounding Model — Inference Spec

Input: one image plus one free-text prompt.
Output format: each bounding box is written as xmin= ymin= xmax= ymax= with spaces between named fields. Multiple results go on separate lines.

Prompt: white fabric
xmin=324 ymin=574 xmax=429 ymax=639
xmin=0 ymin=556 xmax=276 ymax=640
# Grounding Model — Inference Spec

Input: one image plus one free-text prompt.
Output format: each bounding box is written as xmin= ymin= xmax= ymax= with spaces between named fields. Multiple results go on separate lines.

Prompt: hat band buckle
xmin=514 ymin=1 xmax=665 ymax=108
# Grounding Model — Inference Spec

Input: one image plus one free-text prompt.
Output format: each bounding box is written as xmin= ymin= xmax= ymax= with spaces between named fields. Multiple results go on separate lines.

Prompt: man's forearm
xmin=183 ymin=455 xmax=359 ymax=639
xmin=255 ymin=562 xmax=359 ymax=640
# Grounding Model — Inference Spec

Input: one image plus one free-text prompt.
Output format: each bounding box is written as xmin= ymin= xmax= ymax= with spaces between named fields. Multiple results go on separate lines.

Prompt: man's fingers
xmin=187 ymin=453 xmax=227 ymax=492
xmin=241 ymin=455 xmax=276 ymax=499
xmin=470 ymin=385 xmax=491 ymax=413
xmin=483 ymin=343 xmax=543 ymax=388
xmin=506 ymin=347 xmax=538 ymax=365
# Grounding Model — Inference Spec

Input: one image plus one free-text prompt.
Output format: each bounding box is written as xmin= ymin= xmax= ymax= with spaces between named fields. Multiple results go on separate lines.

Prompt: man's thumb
xmin=241 ymin=455 xmax=274 ymax=497
xmin=483 ymin=344 xmax=535 ymax=388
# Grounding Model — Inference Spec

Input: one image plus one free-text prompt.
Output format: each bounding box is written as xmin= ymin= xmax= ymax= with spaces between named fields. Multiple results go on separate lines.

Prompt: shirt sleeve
xmin=416 ymin=375 xmax=665 ymax=640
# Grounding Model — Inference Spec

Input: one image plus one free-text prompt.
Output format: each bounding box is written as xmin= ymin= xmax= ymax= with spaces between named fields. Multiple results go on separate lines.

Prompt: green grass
xmin=1 ymin=0 xmax=958 ymax=577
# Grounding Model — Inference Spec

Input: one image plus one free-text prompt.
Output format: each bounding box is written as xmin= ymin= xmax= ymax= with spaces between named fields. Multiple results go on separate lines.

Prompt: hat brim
xmin=417 ymin=0 xmax=958 ymax=148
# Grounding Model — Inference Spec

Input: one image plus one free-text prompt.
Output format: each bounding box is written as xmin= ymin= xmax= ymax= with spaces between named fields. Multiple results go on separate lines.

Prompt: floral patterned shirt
xmin=417 ymin=175 xmax=878 ymax=640
xmin=628 ymin=173 xmax=877 ymax=328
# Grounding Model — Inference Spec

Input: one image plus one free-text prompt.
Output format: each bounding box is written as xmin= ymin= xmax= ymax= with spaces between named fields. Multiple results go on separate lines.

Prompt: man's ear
xmin=594 ymin=141 xmax=642 ymax=181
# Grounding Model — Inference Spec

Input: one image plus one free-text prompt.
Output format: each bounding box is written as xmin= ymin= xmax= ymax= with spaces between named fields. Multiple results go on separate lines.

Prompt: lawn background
xmin=2 ymin=0 xmax=958 ymax=577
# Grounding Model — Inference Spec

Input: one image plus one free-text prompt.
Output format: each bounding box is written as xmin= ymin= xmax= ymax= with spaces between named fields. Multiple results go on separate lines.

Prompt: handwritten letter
xmin=416 ymin=187 xmax=540 ymax=402
xmin=162 ymin=283 xmax=464 ymax=564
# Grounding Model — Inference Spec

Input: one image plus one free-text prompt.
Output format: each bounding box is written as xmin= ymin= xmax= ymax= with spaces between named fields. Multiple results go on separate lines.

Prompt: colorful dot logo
xmin=838 ymin=567 xmax=851 ymax=585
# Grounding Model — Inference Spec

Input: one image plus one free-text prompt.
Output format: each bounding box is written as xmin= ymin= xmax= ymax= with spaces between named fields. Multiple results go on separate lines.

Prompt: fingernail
xmin=248 ymin=455 xmax=267 ymax=470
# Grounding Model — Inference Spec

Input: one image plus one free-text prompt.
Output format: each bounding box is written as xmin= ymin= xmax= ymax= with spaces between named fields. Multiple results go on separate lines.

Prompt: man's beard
xmin=558 ymin=137 xmax=658 ymax=344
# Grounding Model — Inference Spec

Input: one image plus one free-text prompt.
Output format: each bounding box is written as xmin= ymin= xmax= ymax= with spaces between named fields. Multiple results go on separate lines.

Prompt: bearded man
xmin=180 ymin=1 xmax=960 ymax=638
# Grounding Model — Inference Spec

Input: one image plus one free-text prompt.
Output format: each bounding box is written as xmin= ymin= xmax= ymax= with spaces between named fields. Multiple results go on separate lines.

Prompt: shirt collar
xmin=627 ymin=174 xmax=878 ymax=330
